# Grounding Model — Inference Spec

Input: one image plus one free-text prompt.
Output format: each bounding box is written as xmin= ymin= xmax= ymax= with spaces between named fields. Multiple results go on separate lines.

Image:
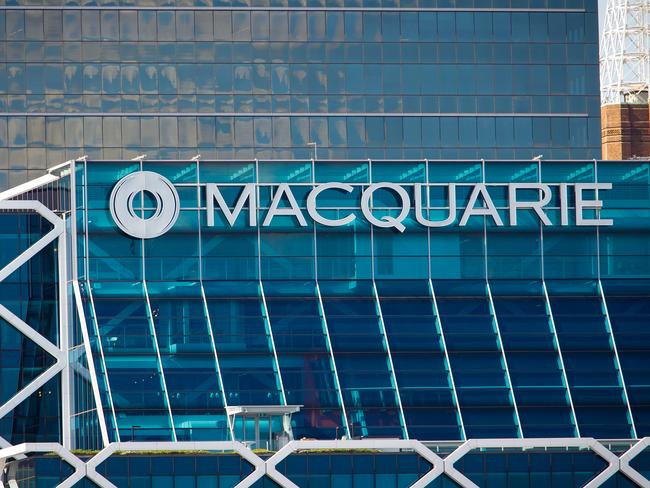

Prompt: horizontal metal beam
xmin=0 ymin=437 xmax=647 ymax=488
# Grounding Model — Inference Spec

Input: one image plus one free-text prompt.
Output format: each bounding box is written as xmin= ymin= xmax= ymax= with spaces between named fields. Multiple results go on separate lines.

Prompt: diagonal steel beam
xmin=85 ymin=441 xmax=267 ymax=488
xmin=0 ymin=443 xmax=86 ymax=488
xmin=265 ymin=439 xmax=445 ymax=488
xmin=619 ymin=437 xmax=650 ymax=487
xmin=0 ymin=304 xmax=63 ymax=361
xmin=0 ymin=201 xmax=66 ymax=439
xmin=0 ymin=362 xmax=65 ymax=421
xmin=0 ymin=202 xmax=63 ymax=283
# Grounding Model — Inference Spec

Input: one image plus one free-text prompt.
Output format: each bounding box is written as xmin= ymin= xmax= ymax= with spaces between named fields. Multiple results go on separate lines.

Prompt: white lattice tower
xmin=600 ymin=0 xmax=650 ymax=105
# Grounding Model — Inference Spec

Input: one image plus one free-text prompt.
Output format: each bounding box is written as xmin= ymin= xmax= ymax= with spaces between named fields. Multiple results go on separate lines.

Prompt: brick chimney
xmin=601 ymin=96 xmax=650 ymax=160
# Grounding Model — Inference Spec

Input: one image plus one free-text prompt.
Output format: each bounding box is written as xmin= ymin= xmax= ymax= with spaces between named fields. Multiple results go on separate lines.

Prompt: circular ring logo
xmin=109 ymin=171 xmax=180 ymax=239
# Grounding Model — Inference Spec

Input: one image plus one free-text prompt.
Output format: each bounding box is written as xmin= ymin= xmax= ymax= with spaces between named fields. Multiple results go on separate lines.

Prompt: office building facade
xmin=2 ymin=1 xmax=649 ymax=487
xmin=0 ymin=0 xmax=601 ymax=191
xmin=0 ymin=157 xmax=649 ymax=487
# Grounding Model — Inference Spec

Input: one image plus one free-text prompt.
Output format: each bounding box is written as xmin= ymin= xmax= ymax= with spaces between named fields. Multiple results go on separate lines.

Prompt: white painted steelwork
xmin=0 ymin=201 xmax=67 ymax=450
xmin=71 ymin=281 xmax=111 ymax=447
xmin=444 ymin=438 xmax=625 ymax=488
xmin=84 ymin=441 xmax=267 ymax=488
xmin=600 ymin=0 xmax=650 ymax=104
xmin=265 ymin=439 xmax=445 ymax=488
xmin=0 ymin=438 xmax=648 ymax=487
xmin=0 ymin=443 xmax=86 ymax=488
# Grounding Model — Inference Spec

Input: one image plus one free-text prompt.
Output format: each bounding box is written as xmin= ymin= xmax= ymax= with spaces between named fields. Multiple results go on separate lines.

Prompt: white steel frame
xmin=444 ymin=438 xmax=625 ymax=488
xmin=265 ymin=439 xmax=445 ymax=488
xmin=0 ymin=438 xmax=648 ymax=487
xmin=0 ymin=201 xmax=67 ymax=449
xmin=84 ymin=441 xmax=267 ymax=488
xmin=0 ymin=443 xmax=86 ymax=488
xmin=71 ymin=281 xmax=111 ymax=446
xmin=600 ymin=0 xmax=650 ymax=104
xmin=621 ymin=438 xmax=650 ymax=488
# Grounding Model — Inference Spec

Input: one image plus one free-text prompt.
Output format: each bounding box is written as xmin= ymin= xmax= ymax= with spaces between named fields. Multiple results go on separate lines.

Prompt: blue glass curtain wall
xmin=146 ymin=281 xmax=228 ymax=441
xmin=489 ymin=281 xmax=576 ymax=438
xmin=545 ymin=280 xmax=634 ymax=439
xmin=86 ymin=281 xmax=175 ymax=441
xmin=602 ymin=280 xmax=650 ymax=437
xmin=376 ymin=280 xmax=462 ymax=440
xmin=433 ymin=279 xmax=520 ymax=439
xmin=0 ymin=213 xmax=61 ymax=444
xmin=263 ymin=281 xmax=346 ymax=439
xmin=76 ymin=159 xmax=650 ymax=441
xmin=319 ymin=280 xmax=405 ymax=439
xmin=0 ymin=2 xmax=600 ymax=189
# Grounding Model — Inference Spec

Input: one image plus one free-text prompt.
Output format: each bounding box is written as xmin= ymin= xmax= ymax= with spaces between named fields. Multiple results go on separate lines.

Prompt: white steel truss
xmin=0 ymin=201 xmax=67 ymax=449
xmin=0 ymin=443 xmax=86 ymax=488
xmin=621 ymin=438 xmax=650 ymax=487
xmin=265 ymin=439 xmax=444 ymax=488
xmin=0 ymin=438 xmax=648 ymax=487
xmin=600 ymin=0 xmax=650 ymax=104
xmin=84 ymin=441 xmax=267 ymax=488
xmin=444 ymin=438 xmax=626 ymax=488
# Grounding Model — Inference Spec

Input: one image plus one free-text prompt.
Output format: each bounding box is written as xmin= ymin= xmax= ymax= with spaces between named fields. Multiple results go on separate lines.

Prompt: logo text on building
xmin=109 ymin=172 xmax=613 ymax=239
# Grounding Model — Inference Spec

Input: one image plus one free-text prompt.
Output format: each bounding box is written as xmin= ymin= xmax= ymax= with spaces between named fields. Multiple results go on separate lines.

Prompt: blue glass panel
xmin=487 ymin=215 xmax=542 ymax=280
xmin=546 ymin=280 xmax=633 ymax=438
xmin=203 ymin=281 xmax=283 ymax=406
xmin=432 ymin=280 xmax=519 ymax=438
xmin=76 ymin=283 xmax=117 ymax=444
xmin=629 ymin=447 xmax=650 ymax=481
xmin=602 ymin=279 xmax=650 ymax=437
xmin=145 ymin=210 xmax=200 ymax=281
xmin=276 ymin=452 xmax=433 ymax=488
xmin=200 ymin=183 xmax=258 ymax=281
xmin=99 ymin=454 xmax=254 ymax=488
xmin=490 ymin=280 xmax=575 ymax=438
xmin=11 ymin=457 xmax=74 ymax=487
xmin=0 ymin=373 xmax=60 ymax=444
xmin=259 ymin=213 xmax=314 ymax=281
xmin=376 ymin=280 xmax=462 ymax=440
xmin=316 ymin=220 xmax=372 ymax=281
xmin=147 ymin=281 xmax=227 ymax=440
xmin=0 ymin=218 xmax=58 ymax=344
xmin=319 ymin=280 xmax=404 ymax=438
xmin=89 ymin=281 xmax=173 ymax=441
xmin=263 ymin=280 xmax=345 ymax=439
xmin=199 ymin=161 xmax=256 ymax=184
xmin=374 ymin=218 xmax=429 ymax=280
xmin=84 ymin=163 xmax=143 ymax=282
xmin=457 ymin=451 xmax=607 ymax=488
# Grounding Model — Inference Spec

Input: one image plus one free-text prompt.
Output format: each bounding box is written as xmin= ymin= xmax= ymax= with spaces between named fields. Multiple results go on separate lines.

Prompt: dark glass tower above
xmin=0 ymin=0 xmax=601 ymax=189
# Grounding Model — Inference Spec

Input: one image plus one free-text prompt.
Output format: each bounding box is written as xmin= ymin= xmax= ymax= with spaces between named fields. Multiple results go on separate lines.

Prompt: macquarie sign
xmin=109 ymin=171 xmax=614 ymax=239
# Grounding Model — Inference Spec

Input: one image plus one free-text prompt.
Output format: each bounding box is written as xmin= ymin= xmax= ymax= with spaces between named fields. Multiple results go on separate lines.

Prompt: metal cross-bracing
xmin=1 ymin=438 xmax=650 ymax=487
xmin=600 ymin=0 xmax=650 ymax=104
xmin=0 ymin=200 xmax=68 ymax=451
